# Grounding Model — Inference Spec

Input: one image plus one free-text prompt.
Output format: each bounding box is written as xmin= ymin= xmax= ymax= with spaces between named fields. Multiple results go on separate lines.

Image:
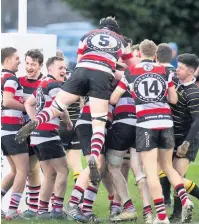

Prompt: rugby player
xmin=168 ymin=53 xmax=199 ymax=222
xmin=110 ymin=39 xmax=194 ymax=224
xmin=15 ymin=16 xmax=137 ymax=187
xmin=1 ymin=47 xmax=29 ymax=220
xmin=24 ymin=56 xmax=72 ymax=219
xmin=18 ymin=49 xmax=44 ymax=218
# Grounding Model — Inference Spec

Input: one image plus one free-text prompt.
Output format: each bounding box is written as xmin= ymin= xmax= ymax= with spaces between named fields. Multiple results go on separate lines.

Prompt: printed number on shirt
xmin=86 ymin=31 xmax=121 ymax=52
xmin=134 ymin=73 xmax=167 ymax=102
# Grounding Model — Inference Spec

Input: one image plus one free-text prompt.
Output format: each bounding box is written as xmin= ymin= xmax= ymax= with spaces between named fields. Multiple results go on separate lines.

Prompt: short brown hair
xmin=25 ymin=49 xmax=44 ymax=65
xmin=1 ymin=47 xmax=17 ymax=64
xmin=46 ymin=56 xmax=64 ymax=69
xmin=157 ymin=43 xmax=172 ymax=63
xmin=56 ymin=50 xmax=64 ymax=59
xmin=131 ymin=44 xmax=139 ymax=52
xmin=140 ymin=39 xmax=157 ymax=58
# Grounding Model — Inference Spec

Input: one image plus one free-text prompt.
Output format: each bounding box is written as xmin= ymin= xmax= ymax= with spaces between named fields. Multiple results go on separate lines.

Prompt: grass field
xmin=2 ymin=155 xmax=199 ymax=224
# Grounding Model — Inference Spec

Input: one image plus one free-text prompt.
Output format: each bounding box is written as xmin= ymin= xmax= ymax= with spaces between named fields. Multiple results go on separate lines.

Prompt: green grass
xmin=2 ymin=155 xmax=199 ymax=224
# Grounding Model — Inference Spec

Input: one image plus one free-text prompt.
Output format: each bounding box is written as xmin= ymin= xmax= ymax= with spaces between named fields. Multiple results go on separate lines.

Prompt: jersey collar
xmin=47 ymin=74 xmax=56 ymax=80
xmin=181 ymin=77 xmax=196 ymax=86
xmin=1 ymin=69 xmax=16 ymax=75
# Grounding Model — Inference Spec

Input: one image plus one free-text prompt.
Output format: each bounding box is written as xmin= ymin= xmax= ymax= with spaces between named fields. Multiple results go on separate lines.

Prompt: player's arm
xmin=177 ymin=89 xmax=199 ymax=157
xmin=79 ymin=96 xmax=84 ymax=109
xmin=60 ymin=110 xmax=73 ymax=131
xmin=76 ymin=37 xmax=85 ymax=63
xmin=167 ymin=72 xmax=178 ymax=104
xmin=3 ymin=78 xmax=25 ymax=111
xmin=110 ymin=75 xmax=128 ymax=105
xmin=24 ymin=94 xmax=37 ymax=120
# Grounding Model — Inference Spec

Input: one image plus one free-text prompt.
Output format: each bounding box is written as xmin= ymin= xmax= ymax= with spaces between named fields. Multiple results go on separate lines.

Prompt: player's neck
xmin=141 ymin=56 xmax=154 ymax=61
xmin=180 ymin=75 xmax=194 ymax=84
xmin=2 ymin=65 xmax=14 ymax=72
xmin=27 ymin=72 xmax=41 ymax=80
xmin=159 ymin=62 xmax=173 ymax=67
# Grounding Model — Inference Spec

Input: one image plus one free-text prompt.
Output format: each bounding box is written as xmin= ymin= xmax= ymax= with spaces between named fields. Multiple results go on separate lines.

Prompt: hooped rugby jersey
xmin=18 ymin=73 xmax=43 ymax=101
xmin=77 ymin=29 xmax=132 ymax=76
xmin=30 ymin=75 xmax=62 ymax=146
xmin=119 ymin=60 xmax=174 ymax=129
xmin=1 ymin=69 xmax=24 ymax=136
xmin=75 ymin=96 xmax=114 ymax=130
xmin=113 ymin=89 xmax=136 ymax=126
xmin=170 ymin=76 xmax=199 ymax=138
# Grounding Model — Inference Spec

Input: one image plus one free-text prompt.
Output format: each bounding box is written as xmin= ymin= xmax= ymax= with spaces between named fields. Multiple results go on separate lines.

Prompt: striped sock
xmin=154 ymin=198 xmax=167 ymax=221
xmin=175 ymin=184 xmax=189 ymax=206
xmin=26 ymin=185 xmax=40 ymax=212
xmin=110 ymin=201 xmax=121 ymax=214
xmin=82 ymin=185 xmax=98 ymax=216
xmin=69 ymin=185 xmax=84 ymax=206
xmin=52 ymin=196 xmax=64 ymax=212
xmin=74 ymin=172 xmax=80 ymax=183
xmin=143 ymin=205 xmax=153 ymax=216
xmin=123 ymin=199 xmax=135 ymax=212
xmin=36 ymin=108 xmax=54 ymax=126
xmin=185 ymin=180 xmax=199 ymax=199
xmin=8 ymin=193 xmax=22 ymax=212
xmin=38 ymin=200 xmax=49 ymax=214
xmin=91 ymin=131 xmax=105 ymax=159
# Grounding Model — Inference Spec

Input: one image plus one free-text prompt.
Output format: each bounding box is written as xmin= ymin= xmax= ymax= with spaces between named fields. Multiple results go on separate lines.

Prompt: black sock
xmin=159 ymin=175 xmax=171 ymax=204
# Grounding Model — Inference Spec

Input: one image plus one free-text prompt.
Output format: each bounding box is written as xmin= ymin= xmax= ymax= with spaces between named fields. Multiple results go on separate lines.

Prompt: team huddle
xmin=1 ymin=16 xmax=199 ymax=224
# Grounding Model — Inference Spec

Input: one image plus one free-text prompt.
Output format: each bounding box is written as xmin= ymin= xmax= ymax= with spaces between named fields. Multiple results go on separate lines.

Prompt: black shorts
xmin=59 ymin=122 xmax=81 ymax=150
xmin=76 ymin=124 xmax=105 ymax=156
xmin=173 ymin=133 xmax=199 ymax=162
xmin=106 ymin=123 xmax=136 ymax=151
xmin=62 ymin=67 xmax=114 ymax=100
xmin=136 ymin=127 xmax=175 ymax=152
xmin=1 ymin=134 xmax=28 ymax=156
xmin=32 ymin=140 xmax=66 ymax=161
xmin=27 ymin=137 xmax=35 ymax=157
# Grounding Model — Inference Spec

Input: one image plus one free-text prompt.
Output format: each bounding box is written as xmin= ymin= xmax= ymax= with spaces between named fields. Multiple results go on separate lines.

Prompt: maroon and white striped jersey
xmin=18 ymin=73 xmax=43 ymax=101
xmin=119 ymin=60 xmax=174 ymax=129
xmin=113 ymin=89 xmax=136 ymax=126
xmin=30 ymin=75 xmax=62 ymax=146
xmin=77 ymin=29 xmax=132 ymax=76
xmin=75 ymin=97 xmax=114 ymax=129
xmin=1 ymin=69 xmax=24 ymax=136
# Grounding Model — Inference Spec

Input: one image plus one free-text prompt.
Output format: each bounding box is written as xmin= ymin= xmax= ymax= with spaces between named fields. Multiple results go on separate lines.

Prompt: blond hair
xmin=140 ymin=39 xmax=157 ymax=58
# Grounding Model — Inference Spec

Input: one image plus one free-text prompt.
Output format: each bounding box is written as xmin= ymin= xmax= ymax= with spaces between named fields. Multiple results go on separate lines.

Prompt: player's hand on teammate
xmin=176 ymin=141 xmax=190 ymax=157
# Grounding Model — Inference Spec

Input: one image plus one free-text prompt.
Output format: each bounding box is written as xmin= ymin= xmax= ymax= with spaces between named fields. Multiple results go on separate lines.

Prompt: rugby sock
xmin=123 ymin=199 xmax=135 ymax=212
xmin=159 ymin=171 xmax=171 ymax=204
xmin=82 ymin=185 xmax=98 ymax=216
xmin=108 ymin=195 xmax=114 ymax=202
xmin=38 ymin=200 xmax=49 ymax=214
xmin=185 ymin=180 xmax=199 ymax=199
xmin=36 ymin=108 xmax=54 ymax=126
xmin=143 ymin=205 xmax=153 ymax=216
xmin=8 ymin=193 xmax=22 ymax=212
xmin=1 ymin=189 xmax=7 ymax=199
xmin=154 ymin=198 xmax=167 ymax=220
xmin=171 ymin=195 xmax=182 ymax=215
xmin=110 ymin=201 xmax=121 ymax=214
xmin=175 ymin=184 xmax=189 ymax=206
xmin=52 ymin=196 xmax=64 ymax=212
xmin=90 ymin=130 xmax=105 ymax=159
xmin=74 ymin=172 xmax=80 ymax=183
xmin=69 ymin=185 xmax=84 ymax=206
xmin=26 ymin=185 xmax=40 ymax=212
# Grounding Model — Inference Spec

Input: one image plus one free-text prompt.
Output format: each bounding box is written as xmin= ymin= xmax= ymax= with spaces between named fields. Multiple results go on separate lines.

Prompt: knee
xmin=107 ymin=152 xmax=123 ymax=171
xmin=121 ymin=161 xmax=130 ymax=171
xmin=28 ymin=164 xmax=40 ymax=179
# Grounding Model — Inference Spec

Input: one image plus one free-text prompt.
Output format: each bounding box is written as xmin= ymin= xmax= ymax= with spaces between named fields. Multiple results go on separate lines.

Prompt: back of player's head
xmin=178 ymin=53 xmax=199 ymax=71
xmin=56 ymin=50 xmax=64 ymax=59
xmin=1 ymin=47 xmax=17 ymax=64
xmin=157 ymin=43 xmax=172 ymax=63
xmin=140 ymin=39 xmax=157 ymax=58
xmin=46 ymin=56 xmax=64 ymax=69
xmin=100 ymin=16 xmax=119 ymax=33
xmin=131 ymin=44 xmax=140 ymax=52
xmin=25 ymin=49 xmax=44 ymax=66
